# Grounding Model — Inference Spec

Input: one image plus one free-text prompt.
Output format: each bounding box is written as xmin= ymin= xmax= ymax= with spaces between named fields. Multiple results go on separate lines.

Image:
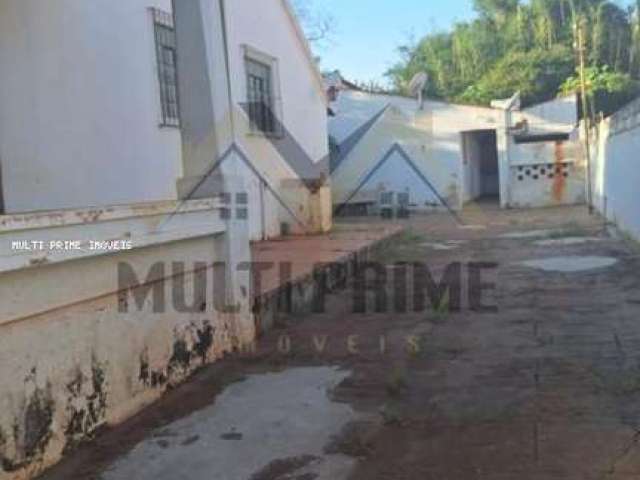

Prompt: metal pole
xmin=575 ymin=20 xmax=594 ymax=214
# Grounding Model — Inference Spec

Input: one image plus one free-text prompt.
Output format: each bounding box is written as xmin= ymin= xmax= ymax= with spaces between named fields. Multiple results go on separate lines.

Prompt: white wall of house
xmin=226 ymin=0 xmax=330 ymax=239
xmin=591 ymin=98 xmax=640 ymax=241
xmin=174 ymin=0 xmax=330 ymax=241
xmin=225 ymin=0 xmax=328 ymax=169
xmin=0 ymin=0 xmax=183 ymax=213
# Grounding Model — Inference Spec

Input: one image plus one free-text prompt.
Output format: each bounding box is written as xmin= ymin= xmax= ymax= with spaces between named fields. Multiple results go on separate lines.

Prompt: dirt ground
xmin=40 ymin=203 xmax=640 ymax=480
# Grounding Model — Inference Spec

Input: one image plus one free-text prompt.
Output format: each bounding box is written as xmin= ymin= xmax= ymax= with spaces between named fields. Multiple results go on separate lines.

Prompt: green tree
xmin=560 ymin=65 xmax=640 ymax=115
xmin=459 ymin=46 xmax=574 ymax=105
xmin=385 ymin=0 xmax=640 ymax=111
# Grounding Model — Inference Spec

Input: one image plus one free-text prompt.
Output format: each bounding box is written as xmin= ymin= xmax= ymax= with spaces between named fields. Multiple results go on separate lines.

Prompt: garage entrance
xmin=461 ymin=130 xmax=500 ymax=204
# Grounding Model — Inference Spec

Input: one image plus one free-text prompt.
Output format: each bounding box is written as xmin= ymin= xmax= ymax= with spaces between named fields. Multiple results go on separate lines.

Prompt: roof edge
xmin=281 ymin=0 xmax=328 ymax=104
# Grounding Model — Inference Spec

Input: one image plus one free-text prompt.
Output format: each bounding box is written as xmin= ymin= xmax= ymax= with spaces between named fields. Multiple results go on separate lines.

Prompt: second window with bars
xmin=245 ymin=58 xmax=277 ymax=135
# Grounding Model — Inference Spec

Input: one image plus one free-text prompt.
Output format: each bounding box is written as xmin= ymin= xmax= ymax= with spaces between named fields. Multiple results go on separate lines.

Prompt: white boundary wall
xmin=591 ymin=99 xmax=640 ymax=241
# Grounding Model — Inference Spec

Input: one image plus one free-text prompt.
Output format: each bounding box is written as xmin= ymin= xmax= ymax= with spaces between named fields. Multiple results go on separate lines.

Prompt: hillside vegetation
xmin=386 ymin=0 xmax=640 ymax=113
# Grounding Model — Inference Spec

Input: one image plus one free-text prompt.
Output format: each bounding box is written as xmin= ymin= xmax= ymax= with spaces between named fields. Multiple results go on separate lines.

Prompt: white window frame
xmin=151 ymin=8 xmax=180 ymax=128
xmin=243 ymin=45 xmax=283 ymax=138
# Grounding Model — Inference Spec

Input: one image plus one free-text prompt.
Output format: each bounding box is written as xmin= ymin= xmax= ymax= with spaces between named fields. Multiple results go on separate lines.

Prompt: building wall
xmin=0 ymin=0 xmax=183 ymax=213
xmin=175 ymin=0 xmax=330 ymax=241
xmin=329 ymin=91 xmax=503 ymax=211
xmin=591 ymin=98 xmax=640 ymax=241
xmin=227 ymin=0 xmax=330 ymax=239
xmin=504 ymin=95 xmax=584 ymax=208
xmin=329 ymin=91 xmax=589 ymax=213
xmin=0 ymin=200 xmax=254 ymax=480
xmin=506 ymin=137 xmax=586 ymax=208
xmin=515 ymin=95 xmax=578 ymax=133
xmin=225 ymin=0 xmax=328 ymax=171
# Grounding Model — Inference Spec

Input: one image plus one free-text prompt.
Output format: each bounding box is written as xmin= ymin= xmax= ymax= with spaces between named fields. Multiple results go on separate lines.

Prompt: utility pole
xmin=574 ymin=19 xmax=594 ymax=214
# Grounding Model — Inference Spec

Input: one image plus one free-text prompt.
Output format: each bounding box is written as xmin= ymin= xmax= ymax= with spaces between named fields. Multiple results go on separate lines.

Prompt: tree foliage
xmin=560 ymin=65 xmax=640 ymax=113
xmin=386 ymin=0 xmax=640 ymax=113
xmin=290 ymin=0 xmax=335 ymax=50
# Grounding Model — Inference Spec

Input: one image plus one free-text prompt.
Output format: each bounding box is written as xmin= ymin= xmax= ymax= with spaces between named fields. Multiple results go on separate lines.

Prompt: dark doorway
xmin=462 ymin=130 xmax=500 ymax=203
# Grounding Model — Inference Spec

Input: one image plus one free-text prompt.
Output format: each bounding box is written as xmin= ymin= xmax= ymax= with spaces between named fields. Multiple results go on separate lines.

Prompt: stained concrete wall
xmin=506 ymin=136 xmax=586 ymax=208
xmin=504 ymin=95 xmax=585 ymax=208
xmin=591 ymin=98 xmax=640 ymax=241
xmin=0 ymin=199 xmax=254 ymax=480
xmin=0 ymin=0 xmax=182 ymax=213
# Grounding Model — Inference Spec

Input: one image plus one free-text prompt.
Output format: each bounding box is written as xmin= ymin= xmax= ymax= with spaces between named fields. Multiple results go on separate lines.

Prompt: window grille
xmin=152 ymin=9 xmax=180 ymax=127
xmin=245 ymin=57 xmax=277 ymax=134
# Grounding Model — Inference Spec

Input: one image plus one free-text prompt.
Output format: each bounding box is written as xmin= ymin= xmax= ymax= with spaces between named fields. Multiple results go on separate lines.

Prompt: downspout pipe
xmin=219 ymin=0 xmax=236 ymax=141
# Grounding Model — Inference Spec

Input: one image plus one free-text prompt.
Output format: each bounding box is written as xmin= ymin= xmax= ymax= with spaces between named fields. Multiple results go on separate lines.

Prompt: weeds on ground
xmin=379 ymin=401 xmax=404 ymax=426
xmin=324 ymin=421 xmax=377 ymax=458
xmin=618 ymin=229 xmax=640 ymax=255
xmin=544 ymin=222 xmax=587 ymax=239
xmin=428 ymin=291 xmax=450 ymax=325
xmin=406 ymin=335 xmax=426 ymax=359
xmin=374 ymin=228 xmax=426 ymax=263
xmin=590 ymin=367 xmax=640 ymax=396
xmin=385 ymin=365 xmax=409 ymax=397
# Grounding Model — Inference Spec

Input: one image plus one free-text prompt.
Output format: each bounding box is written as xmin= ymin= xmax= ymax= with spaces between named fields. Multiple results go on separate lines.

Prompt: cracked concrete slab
xmin=421 ymin=242 xmax=458 ymax=251
xmin=101 ymin=367 xmax=357 ymax=480
xmin=421 ymin=239 xmax=468 ymax=251
xmin=499 ymin=229 xmax=556 ymax=239
xmin=533 ymin=237 xmax=604 ymax=246
xmin=517 ymin=256 xmax=618 ymax=273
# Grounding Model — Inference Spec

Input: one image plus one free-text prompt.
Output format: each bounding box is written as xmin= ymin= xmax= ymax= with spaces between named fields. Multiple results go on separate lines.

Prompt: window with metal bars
xmin=245 ymin=57 xmax=277 ymax=135
xmin=152 ymin=9 xmax=180 ymax=127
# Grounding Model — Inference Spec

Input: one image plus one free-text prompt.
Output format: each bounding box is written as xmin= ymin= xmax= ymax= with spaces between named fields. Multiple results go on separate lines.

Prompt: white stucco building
xmin=327 ymin=74 xmax=584 ymax=214
xmin=0 ymin=0 xmax=331 ymax=240
xmin=0 ymin=1 xmax=183 ymax=213
xmin=174 ymin=0 xmax=332 ymax=240
xmin=0 ymin=3 xmax=332 ymax=478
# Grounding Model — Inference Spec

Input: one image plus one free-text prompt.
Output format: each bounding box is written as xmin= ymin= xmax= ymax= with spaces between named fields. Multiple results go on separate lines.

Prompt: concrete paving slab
xmin=420 ymin=242 xmax=459 ymax=251
xmin=533 ymin=237 xmax=604 ymax=246
xmin=101 ymin=367 xmax=357 ymax=480
xmin=517 ymin=256 xmax=618 ymax=273
xmin=500 ymin=229 xmax=556 ymax=239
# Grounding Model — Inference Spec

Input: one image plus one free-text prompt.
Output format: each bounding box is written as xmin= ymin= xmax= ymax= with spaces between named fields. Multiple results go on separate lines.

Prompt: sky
xmin=314 ymin=0 xmax=475 ymax=86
